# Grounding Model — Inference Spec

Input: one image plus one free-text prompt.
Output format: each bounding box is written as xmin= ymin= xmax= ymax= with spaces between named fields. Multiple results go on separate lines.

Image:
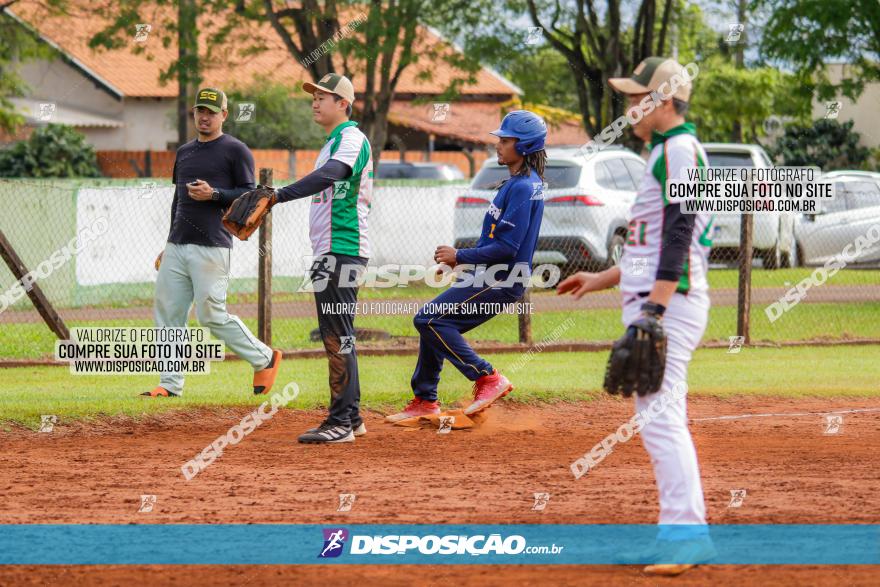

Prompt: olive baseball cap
xmin=193 ymin=87 xmax=228 ymax=112
xmin=609 ymin=57 xmax=693 ymax=102
xmin=302 ymin=73 xmax=356 ymax=104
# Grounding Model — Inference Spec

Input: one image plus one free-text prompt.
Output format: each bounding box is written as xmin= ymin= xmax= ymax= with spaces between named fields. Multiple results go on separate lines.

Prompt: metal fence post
xmin=737 ymin=213 xmax=753 ymax=343
xmin=518 ymin=290 xmax=532 ymax=345
xmin=258 ymin=168 xmax=273 ymax=345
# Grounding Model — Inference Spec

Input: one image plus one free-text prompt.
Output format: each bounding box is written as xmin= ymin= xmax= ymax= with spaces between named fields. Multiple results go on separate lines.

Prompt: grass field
xmin=2 ymin=267 xmax=878 ymax=360
xmin=2 ymin=345 xmax=877 ymax=428
xmin=5 ymin=267 xmax=878 ymax=311
xmin=705 ymin=267 xmax=880 ymax=288
xmin=2 ymin=301 xmax=879 ymax=360
xmin=232 ymin=267 xmax=880 ymax=302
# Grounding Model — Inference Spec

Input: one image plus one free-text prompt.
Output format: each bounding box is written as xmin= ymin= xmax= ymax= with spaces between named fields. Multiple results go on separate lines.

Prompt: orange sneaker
xmin=253 ymin=350 xmax=282 ymax=395
xmin=140 ymin=386 xmax=178 ymax=398
xmin=464 ymin=370 xmax=512 ymax=415
xmin=384 ymin=398 xmax=441 ymax=423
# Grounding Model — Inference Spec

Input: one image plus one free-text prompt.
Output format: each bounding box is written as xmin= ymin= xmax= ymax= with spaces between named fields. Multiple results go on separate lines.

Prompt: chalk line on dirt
xmin=691 ymin=407 xmax=880 ymax=422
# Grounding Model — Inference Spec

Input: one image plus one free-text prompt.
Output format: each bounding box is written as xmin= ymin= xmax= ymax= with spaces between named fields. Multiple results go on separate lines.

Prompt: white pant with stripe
xmin=622 ymin=290 xmax=709 ymax=534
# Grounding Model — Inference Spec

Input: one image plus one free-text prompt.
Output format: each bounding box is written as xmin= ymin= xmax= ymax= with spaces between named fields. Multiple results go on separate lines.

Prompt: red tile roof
xmin=388 ymin=101 xmax=589 ymax=146
xmin=9 ymin=2 xmax=519 ymax=98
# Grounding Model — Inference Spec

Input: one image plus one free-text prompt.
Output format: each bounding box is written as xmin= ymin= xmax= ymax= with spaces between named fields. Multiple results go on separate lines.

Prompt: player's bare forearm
xmin=647 ymin=279 xmax=677 ymax=308
xmin=557 ymin=266 xmax=620 ymax=299
xmin=596 ymin=266 xmax=621 ymax=288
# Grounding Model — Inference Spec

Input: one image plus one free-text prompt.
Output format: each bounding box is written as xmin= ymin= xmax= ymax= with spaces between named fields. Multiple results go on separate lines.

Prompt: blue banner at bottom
xmin=0 ymin=525 xmax=877 ymax=565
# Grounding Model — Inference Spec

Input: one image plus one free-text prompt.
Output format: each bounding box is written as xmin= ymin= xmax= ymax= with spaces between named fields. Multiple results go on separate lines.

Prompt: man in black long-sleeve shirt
xmin=143 ymin=87 xmax=282 ymax=398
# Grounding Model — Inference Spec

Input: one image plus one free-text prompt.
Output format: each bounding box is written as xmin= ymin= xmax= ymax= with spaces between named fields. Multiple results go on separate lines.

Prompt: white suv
xmin=453 ymin=147 xmax=646 ymax=275
xmin=703 ymin=143 xmax=797 ymax=269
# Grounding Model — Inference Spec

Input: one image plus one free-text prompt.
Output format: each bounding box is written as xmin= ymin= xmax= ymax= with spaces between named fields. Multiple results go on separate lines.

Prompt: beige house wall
xmin=18 ymin=58 xmax=177 ymax=150
xmin=811 ymin=63 xmax=880 ymax=149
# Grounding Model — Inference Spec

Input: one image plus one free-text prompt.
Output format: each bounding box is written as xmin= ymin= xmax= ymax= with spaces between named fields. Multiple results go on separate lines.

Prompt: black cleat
xmin=298 ymin=422 xmax=355 ymax=444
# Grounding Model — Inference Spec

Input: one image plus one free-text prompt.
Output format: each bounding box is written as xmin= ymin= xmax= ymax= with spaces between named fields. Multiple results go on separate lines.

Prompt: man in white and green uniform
xmin=271 ymin=73 xmax=373 ymax=444
xmin=306 ymin=118 xmax=372 ymax=258
xmin=611 ymin=57 xmax=714 ymax=572
xmin=559 ymin=57 xmax=716 ymax=575
xmin=620 ymin=121 xmax=713 ymax=297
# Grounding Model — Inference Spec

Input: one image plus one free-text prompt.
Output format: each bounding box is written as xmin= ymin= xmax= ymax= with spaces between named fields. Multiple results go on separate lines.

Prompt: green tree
xmin=464 ymin=0 xmax=719 ymax=138
xmin=689 ymin=56 xmax=811 ymax=143
xmin=493 ymin=46 xmax=580 ymax=114
xmin=756 ymin=0 xmax=880 ymax=101
xmin=519 ymin=0 xmax=683 ymax=136
xmin=456 ymin=0 xmax=719 ymax=142
xmin=673 ymin=1 xmax=718 ymax=66
xmin=221 ymin=0 xmax=492 ymax=157
xmin=0 ymin=6 xmax=54 ymax=133
xmin=770 ymin=119 xmax=870 ymax=170
xmin=222 ymin=81 xmax=325 ymax=150
xmin=87 ymin=0 xmax=200 ymax=147
xmin=0 ymin=124 xmax=101 ymax=177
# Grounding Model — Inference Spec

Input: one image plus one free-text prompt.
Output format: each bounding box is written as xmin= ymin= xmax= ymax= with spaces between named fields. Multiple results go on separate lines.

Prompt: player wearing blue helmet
xmin=385 ymin=110 xmax=548 ymax=422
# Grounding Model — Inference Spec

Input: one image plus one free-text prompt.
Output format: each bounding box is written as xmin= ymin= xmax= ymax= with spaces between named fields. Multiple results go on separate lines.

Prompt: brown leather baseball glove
xmin=221 ymin=185 xmax=277 ymax=241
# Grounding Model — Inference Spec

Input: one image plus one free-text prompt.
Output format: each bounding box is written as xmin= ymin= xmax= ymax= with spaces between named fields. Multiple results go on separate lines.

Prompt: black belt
xmin=626 ymin=289 xmax=693 ymax=305
xmin=624 ymin=291 xmax=650 ymax=305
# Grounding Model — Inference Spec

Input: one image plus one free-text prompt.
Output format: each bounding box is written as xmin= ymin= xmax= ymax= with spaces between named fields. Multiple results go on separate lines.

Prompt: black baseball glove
xmin=603 ymin=302 xmax=667 ymax=397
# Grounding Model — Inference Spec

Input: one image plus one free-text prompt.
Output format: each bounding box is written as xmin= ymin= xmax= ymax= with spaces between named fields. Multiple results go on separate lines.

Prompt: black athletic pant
xmin=311 ymin=253 xmax=367 ymax=428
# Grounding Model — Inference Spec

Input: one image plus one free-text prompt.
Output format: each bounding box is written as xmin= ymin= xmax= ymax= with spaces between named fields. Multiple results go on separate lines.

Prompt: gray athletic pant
xmin=154 ymin=243 xmax=273 ymax=395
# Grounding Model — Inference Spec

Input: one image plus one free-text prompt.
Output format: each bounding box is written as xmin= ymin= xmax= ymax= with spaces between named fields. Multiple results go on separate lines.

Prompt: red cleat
xmin=464 ymin=370 xmax=513 ymax=415
xmin=385 ymin=398 xmax=441 ymax=423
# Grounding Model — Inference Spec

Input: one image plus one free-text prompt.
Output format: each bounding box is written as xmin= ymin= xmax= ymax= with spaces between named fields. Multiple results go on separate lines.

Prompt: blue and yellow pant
xmin=411 ymin=284 xmax=522 ymax=401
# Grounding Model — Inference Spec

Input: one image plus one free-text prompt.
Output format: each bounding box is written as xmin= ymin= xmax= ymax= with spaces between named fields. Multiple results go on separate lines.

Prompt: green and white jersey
xmin=619 ymin=122 xmax=714 ymax=296
xmin=310 ymin=121 xmax=373 ymax=257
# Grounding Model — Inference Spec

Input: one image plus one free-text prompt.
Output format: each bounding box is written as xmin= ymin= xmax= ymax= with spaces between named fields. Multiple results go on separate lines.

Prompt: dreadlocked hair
xmin=516 ymin=149 xmax=547 ymax=180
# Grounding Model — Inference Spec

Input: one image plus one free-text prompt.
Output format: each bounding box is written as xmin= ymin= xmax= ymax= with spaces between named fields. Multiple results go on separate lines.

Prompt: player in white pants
xmin=559 ymin=56 xmax=715 ymax=576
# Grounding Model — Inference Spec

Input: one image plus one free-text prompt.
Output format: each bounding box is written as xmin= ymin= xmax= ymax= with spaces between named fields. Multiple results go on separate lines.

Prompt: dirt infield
xmin=1 ymin=396 xmax=879 ymax=585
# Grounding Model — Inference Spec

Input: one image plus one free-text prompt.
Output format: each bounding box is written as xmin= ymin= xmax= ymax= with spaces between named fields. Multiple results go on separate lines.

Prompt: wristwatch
xmin=211 ymin=189 xmax=221 ymax=201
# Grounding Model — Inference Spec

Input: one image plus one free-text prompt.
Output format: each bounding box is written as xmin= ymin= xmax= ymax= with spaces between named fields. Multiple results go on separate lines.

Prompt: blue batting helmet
xmin=489 ymin=110 xmax=548 ymax=155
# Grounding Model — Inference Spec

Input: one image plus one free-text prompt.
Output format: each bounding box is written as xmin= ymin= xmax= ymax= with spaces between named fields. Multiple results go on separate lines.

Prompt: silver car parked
xmin=702 ymin=143 xmax=797 ymax=269
xmin=375 ymin=161 xmax=465 ymax=181
xmin=795 ymin=172 xmax=880 ymax=266
xmin=453 ymin=146 xmax=646 ymax=275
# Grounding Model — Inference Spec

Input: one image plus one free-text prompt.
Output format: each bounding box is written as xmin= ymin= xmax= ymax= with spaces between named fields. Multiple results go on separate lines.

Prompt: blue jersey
xmin=456 ymin=169 xmax=544 ymax=293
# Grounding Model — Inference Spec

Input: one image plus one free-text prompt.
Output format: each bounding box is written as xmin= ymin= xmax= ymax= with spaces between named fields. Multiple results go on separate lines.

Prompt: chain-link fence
xmin=1 ymin=173 xmax=879 ymax=361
